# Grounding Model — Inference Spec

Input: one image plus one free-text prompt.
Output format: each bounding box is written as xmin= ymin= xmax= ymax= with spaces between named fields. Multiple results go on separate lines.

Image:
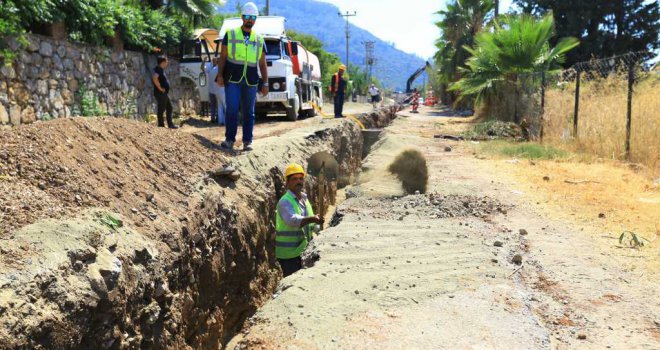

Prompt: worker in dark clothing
xmin=329 ymin=64 xmax=347 ymax=118
xmin=152 ymin=55 xmax=177 ymax=129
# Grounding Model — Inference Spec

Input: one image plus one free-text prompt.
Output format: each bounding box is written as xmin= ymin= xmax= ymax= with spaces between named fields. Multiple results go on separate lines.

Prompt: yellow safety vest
xmin=275 ymin=191 xmax=315 ymax=260
xmin=226 ymin=27 xmax=263 ymax=86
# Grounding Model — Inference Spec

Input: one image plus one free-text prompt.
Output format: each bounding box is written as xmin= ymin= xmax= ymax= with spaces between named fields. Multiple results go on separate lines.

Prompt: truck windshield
xmin=265 ymin=40 xmax=281 ymax=59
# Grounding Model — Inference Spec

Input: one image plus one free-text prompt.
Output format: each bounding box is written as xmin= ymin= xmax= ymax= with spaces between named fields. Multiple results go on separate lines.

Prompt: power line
xmin=338 ymin=10 xmax=357 ymax=69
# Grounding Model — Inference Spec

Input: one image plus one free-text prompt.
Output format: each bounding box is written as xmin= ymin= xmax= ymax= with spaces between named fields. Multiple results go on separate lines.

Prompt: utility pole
xmin=338 ymin=10 xmax=357 ymax=69
xmin=362 ymin=40 xmax=375 ymax=82
xmin=494 ymin=0 xmax=499 ymax=17
xmin=265 ymin=0 xmax=270 ymax=15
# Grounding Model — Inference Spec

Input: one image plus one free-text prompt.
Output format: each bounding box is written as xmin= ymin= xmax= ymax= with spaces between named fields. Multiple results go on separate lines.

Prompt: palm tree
xmin=450 ymin=14 xmax=579 ymax=120
xmin=434 ymin=0 xmax=494 ymax=106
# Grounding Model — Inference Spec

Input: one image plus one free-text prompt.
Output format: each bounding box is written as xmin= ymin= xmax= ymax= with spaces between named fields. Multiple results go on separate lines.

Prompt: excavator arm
xmin=406 ymin=61 xmax=431 ymax=93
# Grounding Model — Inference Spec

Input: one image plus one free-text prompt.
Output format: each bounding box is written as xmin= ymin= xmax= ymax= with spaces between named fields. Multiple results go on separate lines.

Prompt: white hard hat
xmin=242 ymin=2 xmax=259 ymax=16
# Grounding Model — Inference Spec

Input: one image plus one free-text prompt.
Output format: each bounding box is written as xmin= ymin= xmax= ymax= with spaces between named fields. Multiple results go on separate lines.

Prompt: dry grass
xmin=543 ymin=72 xmax=660 ymax=173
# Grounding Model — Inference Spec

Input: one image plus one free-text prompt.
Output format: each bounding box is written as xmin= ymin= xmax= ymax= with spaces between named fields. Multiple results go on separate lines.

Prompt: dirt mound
xmin=346 ymin=193 xmax=511 ymax=220
xmin=0 ymin=117 xmax=227 ymax=238
xmin=387 ymin=149 xmax=428 ymax=194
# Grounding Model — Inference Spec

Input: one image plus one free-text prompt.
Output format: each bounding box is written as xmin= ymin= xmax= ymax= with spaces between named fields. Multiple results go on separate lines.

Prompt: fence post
xmin=625 ymin=61 xmax=634 ymax=160
xmin=573 ymin=68 xmax=581 ymax=138
xmin=540 ymin=71 xmax=545 ymax=142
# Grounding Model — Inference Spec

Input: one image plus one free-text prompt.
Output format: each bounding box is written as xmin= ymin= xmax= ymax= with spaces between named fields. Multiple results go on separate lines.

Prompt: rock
xmin=519 ymin=229 xmax=528 ymax=235
xmin=141 ymin=301 xmax=161 ymax=325
xmin=9 ymin=105 xmax=21 ymax=126
xmin=542 ymin=175 xmax=550 ymax=181
xmin=493 ymin=240 xmax=503 ymax=247
xmin=0 ymin=104 xmax=8 ymax=124
xmin=63 ymin=58 xmax=74 ymax=71
xmin=39 ymin=42 xmax=53 ymax=57
xmin=67 ymin=78 xmax=79 ymax=91
xmin=577 ymin=333 xmax=587 ymax=340
xmin=57 ymin=45 xmax=66 ymax=58
xmin=36 ymin=80 xmax=48 ymax=95
xmin=598 ymin=213 xmax=605 ymax=219
xmin=154 ymin=281 xmax=170 ymax=298
xmin=27 ymin=39 xmax=40 ymax=52
xmin=0 ymin=65 xmax=16 ymax=79
xmin=31 ymin=53 xmax=43 ymax=66
xmin=444 ymin=146 xmax=452 ymax=152
xmin=20 ymin=106 xmax=36 ymax=124
xmin=61 ymin=89 xmax=73 ymax=104
xmin=512 ymin=254 xmax=523 ymax=265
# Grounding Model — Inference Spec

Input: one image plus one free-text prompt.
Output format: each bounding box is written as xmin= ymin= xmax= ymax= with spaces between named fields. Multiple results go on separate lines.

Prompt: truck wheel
xmin=256 ymin=110 xmax=268 ymax=120
xmin=286 ymin=94 xmax=300 ymax=121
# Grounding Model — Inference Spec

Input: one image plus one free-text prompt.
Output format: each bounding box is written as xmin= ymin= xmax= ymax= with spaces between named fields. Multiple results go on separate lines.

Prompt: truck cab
xmin=178 ymin=28 xmax=219 ymax=113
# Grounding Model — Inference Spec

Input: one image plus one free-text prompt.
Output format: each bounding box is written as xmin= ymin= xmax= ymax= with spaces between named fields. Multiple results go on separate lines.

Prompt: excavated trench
xmin=0 ymin=107 xmax=398 ymax=349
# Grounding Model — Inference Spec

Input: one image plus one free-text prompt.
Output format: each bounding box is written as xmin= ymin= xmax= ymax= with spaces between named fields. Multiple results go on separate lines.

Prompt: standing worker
xmin=152 ymin=55 xmax=178 ymax=129
xmin=276 ymin=163 xmax=324 ymax=277
xmin=368 ymin=83 xmax=381 ymax=108
xmin=216 ymin=2 xmax=268 ymax=151
xmin=329 ymin=64 xmax=347 ymax=118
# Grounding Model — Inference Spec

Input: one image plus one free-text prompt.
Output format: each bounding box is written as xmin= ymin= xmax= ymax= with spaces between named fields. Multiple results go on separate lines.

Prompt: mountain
xmin=217 ymin=0 xmax=427 ymax=90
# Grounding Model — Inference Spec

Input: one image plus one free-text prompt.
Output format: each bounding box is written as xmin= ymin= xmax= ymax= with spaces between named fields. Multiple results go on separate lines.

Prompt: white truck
xmin=179 ymin=28 xmax=220 ymax=113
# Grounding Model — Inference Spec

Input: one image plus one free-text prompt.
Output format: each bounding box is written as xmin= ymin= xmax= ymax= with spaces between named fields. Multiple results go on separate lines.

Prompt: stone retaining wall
xmin=0 ymin=34 xmax=198 ymax=126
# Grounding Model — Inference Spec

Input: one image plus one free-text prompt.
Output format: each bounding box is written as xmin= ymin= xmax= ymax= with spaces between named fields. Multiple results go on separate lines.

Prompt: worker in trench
xmin=275 ymin=164 xmax=324 ymax=277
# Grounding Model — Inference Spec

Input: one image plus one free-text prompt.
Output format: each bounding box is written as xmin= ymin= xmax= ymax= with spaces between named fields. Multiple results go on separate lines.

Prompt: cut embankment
xmin=0 ymin=108 xmax=397 ymax=349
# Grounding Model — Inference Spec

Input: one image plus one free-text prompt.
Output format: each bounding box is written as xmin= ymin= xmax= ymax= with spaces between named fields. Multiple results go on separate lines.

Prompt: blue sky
xmin=319 ymin=0 xmax=514 ymax=59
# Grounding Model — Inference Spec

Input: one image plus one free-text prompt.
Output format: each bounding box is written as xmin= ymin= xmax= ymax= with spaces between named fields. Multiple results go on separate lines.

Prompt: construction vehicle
xmin=178 ymin=28 xmax=220 ymax=114
xmin=218 ymin=16 xmax=323 ymax=121
xmin=406 ymin=61 xmax=431 ymax=93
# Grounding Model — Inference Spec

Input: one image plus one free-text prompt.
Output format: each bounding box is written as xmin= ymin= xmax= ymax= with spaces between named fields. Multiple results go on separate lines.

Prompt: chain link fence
xmin=518 ymin=51 xmax=659 ymax=170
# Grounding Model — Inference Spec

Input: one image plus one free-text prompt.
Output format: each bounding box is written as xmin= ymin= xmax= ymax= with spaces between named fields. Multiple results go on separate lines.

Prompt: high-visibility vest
xmin=226 ymin=27 xmax=263 ymax=86
xmin=275 ymin=191 xmax=315 ymax=260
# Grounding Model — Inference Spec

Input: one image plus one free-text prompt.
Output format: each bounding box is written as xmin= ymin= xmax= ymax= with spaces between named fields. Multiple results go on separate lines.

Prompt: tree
xmin=450 ymin=14 xmax=579 ymax=120
xmin=434 ymin=0 xmax=494 ymax=106
xmin=514 ymin=0 xmax=660 ymax=65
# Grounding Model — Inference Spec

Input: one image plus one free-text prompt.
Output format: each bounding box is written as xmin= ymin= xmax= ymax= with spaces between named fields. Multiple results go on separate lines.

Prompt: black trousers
xmin=333 ymin=93 xmax=344 ymax=118
xmin=155 ymin=91 xmax=174 ymax=127
xmin=278 ymin=257 xmax=302 ymax=277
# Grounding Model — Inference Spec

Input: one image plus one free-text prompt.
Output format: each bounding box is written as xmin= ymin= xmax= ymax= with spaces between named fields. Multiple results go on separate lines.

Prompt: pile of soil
xmin=348 ymin=193 xmax=511 ymax=220
xmin=0 ymin=117 xmax=227 ymax=239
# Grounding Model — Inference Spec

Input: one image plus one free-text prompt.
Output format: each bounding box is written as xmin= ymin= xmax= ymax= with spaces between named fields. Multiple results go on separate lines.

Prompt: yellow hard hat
xmin=284 ymin=163 xmax=305 ymax=179
xmin=338 ymin=64 xmax=346 ymax=71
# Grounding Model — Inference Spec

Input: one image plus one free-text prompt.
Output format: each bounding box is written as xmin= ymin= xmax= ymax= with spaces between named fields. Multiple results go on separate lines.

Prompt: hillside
xmin=219 ymin=0 xmax=427 ymax=90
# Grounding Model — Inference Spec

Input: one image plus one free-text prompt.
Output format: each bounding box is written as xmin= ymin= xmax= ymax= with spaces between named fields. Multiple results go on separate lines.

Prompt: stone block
xmin=26 ymin=38 xmax=40 ymax=52
xmin=67 ymin=78 xmax=79 ymax=92
xmin=9 ymin=105 xmax=21 ymax=126
xmin=0 ymin=65 xmax=16 ymax=80
xmin=57 ymin=45 xmax=66 ymax=58
xmin=31 ymin=53 xmax=43 ymax=66
xmin=37 ymin=80 xmax=48 ymax=95
xmin=39 ymin=42 xmax=53 ymax=57
xmin=21 ymin=106 xmax=36 ymax=124
xmin=0 ymin=104 xmax=8 ymax=124
xmin=63 ymin=58 xmax=74 ymax=71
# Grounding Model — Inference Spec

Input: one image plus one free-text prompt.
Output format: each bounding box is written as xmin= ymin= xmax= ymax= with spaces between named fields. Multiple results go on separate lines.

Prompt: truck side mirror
xmin=199 ymin=72 xmax=207 ymax=87
xmin=291 ymin=42 xmax=298 ymax=55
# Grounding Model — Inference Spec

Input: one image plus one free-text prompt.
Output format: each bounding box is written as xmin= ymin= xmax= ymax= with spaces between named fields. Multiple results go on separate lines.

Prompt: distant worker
xmin=368 ymin=84 xmax=381 ymax=108
xmin=216 ymin=2 xmax=268 ymax=151
xmin=411 ymin=88 xmax=420 ymax=113
xmin=152 ymin=55 xmax=178 ymax=129
xmin=329 ymin=64 xmax=347 ymax=118
xmin=276 ymin=163 xmax=324 ymax=277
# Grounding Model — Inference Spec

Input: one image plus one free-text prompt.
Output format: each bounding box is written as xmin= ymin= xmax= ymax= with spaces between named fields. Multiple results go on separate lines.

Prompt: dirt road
xmin=230 ymin=106 xmax=660 ymax=349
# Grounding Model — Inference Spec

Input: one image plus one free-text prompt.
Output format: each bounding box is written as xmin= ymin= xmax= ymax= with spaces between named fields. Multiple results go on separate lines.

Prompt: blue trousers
xmin=225 ymin=81 xmax=257 ymax=143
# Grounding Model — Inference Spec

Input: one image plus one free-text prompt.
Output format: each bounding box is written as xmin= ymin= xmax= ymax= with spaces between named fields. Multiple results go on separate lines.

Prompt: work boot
xmin=168 ymin=125 xmax=179 ymax=129
xmin=220 ymin=141 xmax=234 ymax=149
xmin=243 ymin=142 xmax=253 ymax=151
